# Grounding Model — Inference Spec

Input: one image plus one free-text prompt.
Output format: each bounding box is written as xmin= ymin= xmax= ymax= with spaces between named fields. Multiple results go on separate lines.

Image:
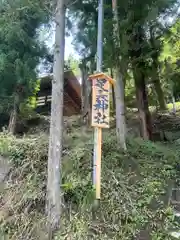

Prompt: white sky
xmin=65 ymin=36 xmax=79 ymax=60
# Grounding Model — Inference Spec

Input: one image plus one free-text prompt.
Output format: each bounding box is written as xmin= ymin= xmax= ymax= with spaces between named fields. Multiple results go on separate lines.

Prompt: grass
xmin=127 ymin=101 xmax=180 ymax=114
xmin=0 ymin=121 xmax=180 ymax=239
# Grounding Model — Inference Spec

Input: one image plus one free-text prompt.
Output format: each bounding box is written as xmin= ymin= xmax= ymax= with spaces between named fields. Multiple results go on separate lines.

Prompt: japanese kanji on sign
xmin=92 ymin=78 xmax=110 ymax=128
xmin=89 ymin=72 xmax=115 ymax=129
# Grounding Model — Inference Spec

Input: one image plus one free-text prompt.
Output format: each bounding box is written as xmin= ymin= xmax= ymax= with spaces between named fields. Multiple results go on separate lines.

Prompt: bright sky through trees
xmin=38 ymin=24 xmax=79 ymax=61
xmin=65 ymin=36 xmax=79 ymax=60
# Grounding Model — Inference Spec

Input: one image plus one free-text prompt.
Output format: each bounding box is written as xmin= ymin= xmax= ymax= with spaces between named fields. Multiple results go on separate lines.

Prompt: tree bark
xmin=114 ymin=69 xmax=127 ymax=149
xmin=110 ymin=68 xmax=116 ymax=113
xmin=112 ymin=0 xmax=127 ymax=150
xmin=153 ymin=77 xmax=166 ymax=110
xmin=133 ymin=65 xmax=152 ymax=140
xmin=87 ymin=81 xmax=92 ymax=126
xmin=152 ymin=61 xmax=166 ymax=110
xmin=150 ymin=26 xmax=166 ymax=110
xmin=8 ymin=93 xmax=19 ymax=134
xmin=172 ymin=93 xmax=176 ymax=115
xmin=46 ymin=0 xmax=65 ymax=234
xmin=129 ymin=24 xmax=152 ymax=140
xmin=80 ymin=63 xmax=89 ymax=125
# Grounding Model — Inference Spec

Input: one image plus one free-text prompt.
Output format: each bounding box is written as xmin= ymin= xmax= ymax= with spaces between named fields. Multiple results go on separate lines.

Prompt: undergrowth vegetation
xmin=0 ymin=129 xmax=179 ymax=239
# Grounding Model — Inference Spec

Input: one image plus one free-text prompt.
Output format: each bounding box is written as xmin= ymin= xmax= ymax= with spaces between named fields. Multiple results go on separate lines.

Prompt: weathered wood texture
xmin=36 ymin=70 xmax=81 ymax=116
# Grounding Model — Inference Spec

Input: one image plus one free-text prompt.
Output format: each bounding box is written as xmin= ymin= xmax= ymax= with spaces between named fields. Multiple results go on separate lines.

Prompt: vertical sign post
xmin=92 ymin=0 xmax=115 ymax=202
xmin=89 ymin=73 xmax=115 ymax=201
xmin=93 ymin=0 xmax=104 ymax=203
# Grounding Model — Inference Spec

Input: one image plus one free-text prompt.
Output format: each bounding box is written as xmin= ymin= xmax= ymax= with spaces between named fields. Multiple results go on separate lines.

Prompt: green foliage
xmin=68 ymin=0 xmax=98 ymax=60
xmin=0 ymin=127 xmax=179 ymax=239
xmin=0 ymin=0 xmax=49 ymax=103
xmin=159 ymin=19 xmax=180 ymax=99
xmin=68 ymin=0 xmax=179 ymax=107
xmin=28 ymin=79 xmax=41 ymax=109
xmin=65 ymin=54 xmax=80 ymax=76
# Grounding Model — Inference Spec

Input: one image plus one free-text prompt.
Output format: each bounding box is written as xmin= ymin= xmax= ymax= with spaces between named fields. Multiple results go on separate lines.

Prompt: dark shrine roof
xmin=36 ymin=70 xmax=81 ymax=116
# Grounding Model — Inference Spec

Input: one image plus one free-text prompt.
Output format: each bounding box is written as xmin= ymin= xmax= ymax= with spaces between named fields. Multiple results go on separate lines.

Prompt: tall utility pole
xmin=47 ymin=0 xmax=65 ymax=234
xmin=96 ymin=0 xmax=103 ymax=72
xmin=93 ymin=0 xmax=104 ymax=204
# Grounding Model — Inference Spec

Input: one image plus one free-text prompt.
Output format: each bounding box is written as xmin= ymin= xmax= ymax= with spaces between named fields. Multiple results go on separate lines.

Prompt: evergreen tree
xmin=0 ymin=0 xmax=49 ymax=133
xmin=68 ymin=0 xmax=179 ymax=139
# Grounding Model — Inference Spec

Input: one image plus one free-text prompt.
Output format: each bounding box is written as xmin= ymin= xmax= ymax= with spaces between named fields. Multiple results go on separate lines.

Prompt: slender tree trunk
xmin=8 ymin=93 xmax=19 ymax=134
xmin=112 ymin=0 xmax=127 ymax=150
xmin=150 ymin=26 xmax=166 ymax=110
xmin=172 ymin=93 xmax=176 ymax=115
xmin=110 ymin=68 xmax=116 ymax=113
xmin=170 ymin=81 xmax=176 ymax=114
xmin=153 ymin=77 xmax=166 ymax=110
xmin=114 ymin=69 xmax=127 ymax=149
xmin=152 ymin=61 xmax=166 ymax=110
xmin=87 ymin=81 xmax=92 ymax=126
xmin=46 ymin=0 xmax=65 ymax=235
xmin=80 ymin=64 xmax=89 ymax=125
xmin=87 ymin=59 xmax=95 ymax=126
xmin=129 ymin=25 xmax=152 ymax=140
xmin=133 ymin=66 xmax=152 ymax=140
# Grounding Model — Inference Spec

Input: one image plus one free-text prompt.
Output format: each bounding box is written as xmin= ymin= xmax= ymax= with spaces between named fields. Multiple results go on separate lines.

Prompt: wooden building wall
xmin=36 ymin=71 xmax=81 ymax=116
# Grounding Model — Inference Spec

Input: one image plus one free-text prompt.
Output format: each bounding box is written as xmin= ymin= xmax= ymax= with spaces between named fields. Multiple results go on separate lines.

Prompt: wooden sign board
xmin=92 ymin=78 xmax=110 ymax=128
xmin=89 ymin=73 xmax=115 ymax=129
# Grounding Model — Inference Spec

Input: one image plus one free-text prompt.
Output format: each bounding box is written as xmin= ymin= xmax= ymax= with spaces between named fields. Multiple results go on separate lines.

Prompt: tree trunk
xmin=110 ymin=68 xmax=116 ymax=113
xmin=133 ymin=66 xmax=152 ymax=140
xmin=80 ymin=64 xmax=89 ymax=125
xmin=152 ymin=62 xmax=166 ymax=110
xmin=153 ymin=77 xmax=166 ymax=110
xmin=172 ymin=93 xmax=176 ymax=115
xmin=8 ymin=94 xmax=19 ymax=134
xmin=129 ymin=24 xmax=152 ymax=140
xmin=150 ymin=26 xmax=166 ymax=110
xmin=46 ymin=0 xmax=65 ymax=235
xmin=114 ymin=69 xmax=127 ymax=150
xmin=87 ymin=81 xmax=92 ymax=126
xmin=112 ymin=0 xmax=127 ymax=150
